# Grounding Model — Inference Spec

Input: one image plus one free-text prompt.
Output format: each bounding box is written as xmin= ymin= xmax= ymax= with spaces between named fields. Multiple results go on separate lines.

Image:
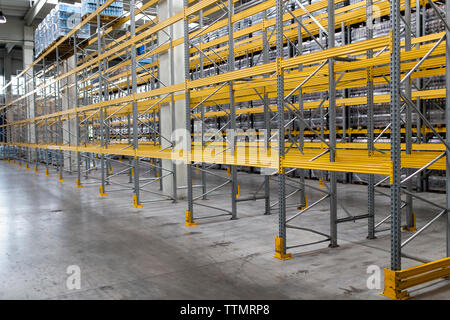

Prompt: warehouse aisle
xmin=0 ymin=162 xmax=448 ymax=300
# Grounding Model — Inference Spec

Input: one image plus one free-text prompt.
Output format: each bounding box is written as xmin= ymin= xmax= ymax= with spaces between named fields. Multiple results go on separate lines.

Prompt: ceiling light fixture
xmin=0 ymin=11 xmax=6 ymax=24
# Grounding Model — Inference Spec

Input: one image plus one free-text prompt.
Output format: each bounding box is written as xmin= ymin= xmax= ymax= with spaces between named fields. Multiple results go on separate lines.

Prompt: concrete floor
xmin=0 ymin=160 xmax=449 ymax=300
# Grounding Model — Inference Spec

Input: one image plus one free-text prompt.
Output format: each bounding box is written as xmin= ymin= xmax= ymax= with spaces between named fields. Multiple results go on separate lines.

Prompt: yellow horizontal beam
xmin=1 ymin=142 xmax=446 ymax=174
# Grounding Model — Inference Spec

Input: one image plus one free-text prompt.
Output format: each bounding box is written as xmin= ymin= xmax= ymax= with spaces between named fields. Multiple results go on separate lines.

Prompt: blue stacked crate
xmin=51 ymin=4 xmax=76 ymax=41
xmin=34 ymin=27 xmax=41 ymax=57
xmin=137 ymin=45 xmax=145 ymax=56
xmin=136 ymin=45 xmax=153 ymax=72
xmin=37 ymin=25 xmax=43 ymax=55
xmin=50 ymin=3 xmax=91 ymax=42
xmin=34 ymin=3 xmax=91 ymax=57
xmin=43 ymin=14 xmax=51 ymax=50
xmin=73 ymin=3 xmax=91 ymax=39
xmin=81 ymin=0 xmax=124 ymax=17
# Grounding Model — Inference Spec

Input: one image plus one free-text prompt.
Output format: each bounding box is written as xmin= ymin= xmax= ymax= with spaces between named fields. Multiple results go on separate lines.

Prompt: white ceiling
xmin=0 ymin=1 xmax=78 ymax=20
xmin=0 ymin=1 xmax=70 ymax=49
xmin=0 ymin=0 xmax=32 ymax=18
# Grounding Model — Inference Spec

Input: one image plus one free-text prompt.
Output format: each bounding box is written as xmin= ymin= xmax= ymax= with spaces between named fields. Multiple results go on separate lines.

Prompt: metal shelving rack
xmin=0 ymin=0 xmax=450 ymax=299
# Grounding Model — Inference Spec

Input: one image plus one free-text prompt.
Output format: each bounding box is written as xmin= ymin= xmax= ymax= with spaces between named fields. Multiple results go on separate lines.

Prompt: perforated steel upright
xmin=446 ymin=0 xmax=450 ymax=257
xmin=390 ymin=0 xmax=402 ymax=271
xmin=228 ymin=0 xmax=238 ymax=220
xmin=184 ymin=0 xmax=194 ymax=222
xmin=366 ymin=0 xmax=375 ymax=240
xmin=276 ymin=0 xmax=287 ymax=257
xmin=328 ymin=0 xmax=337 ymax=248
xmin=130 ymin=0 xmax=141 ymax=206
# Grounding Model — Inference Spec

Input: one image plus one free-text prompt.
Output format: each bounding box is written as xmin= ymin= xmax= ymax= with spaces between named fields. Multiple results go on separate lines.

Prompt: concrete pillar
xmin=23 ymin=26 xmax=35 ymax=147
xmin=4 ymin=54 xmax=13 ymax=142
xmin=4 ymin=54 xmax=12 ymax=103
xmin=159 ymin=0 xmax=187 ymax=199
